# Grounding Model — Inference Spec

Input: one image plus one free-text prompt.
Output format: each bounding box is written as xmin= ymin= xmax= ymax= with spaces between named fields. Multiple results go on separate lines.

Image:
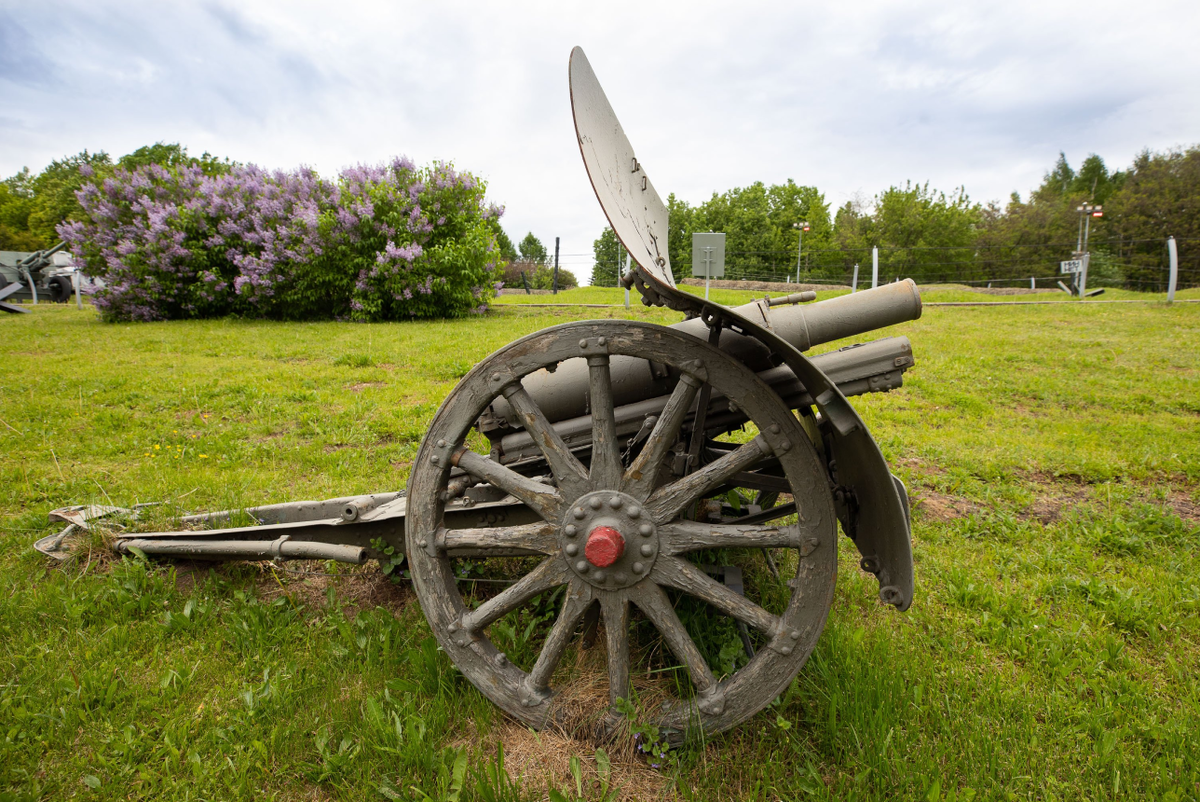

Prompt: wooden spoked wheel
xmin=406 ymin=320 xmax=837 ymax=742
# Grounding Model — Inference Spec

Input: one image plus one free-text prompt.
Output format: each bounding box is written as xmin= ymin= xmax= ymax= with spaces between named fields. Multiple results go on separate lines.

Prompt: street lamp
xmin=1075 ymin=204 xmax=1102 ymax=254
xmin=1074 ymin=203 xmax=1103 ymax=296
xmin=793 ymin=221 xmax=810 ymax=283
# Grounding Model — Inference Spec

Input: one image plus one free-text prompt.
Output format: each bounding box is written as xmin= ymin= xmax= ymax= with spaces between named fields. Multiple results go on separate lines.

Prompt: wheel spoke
xmin=645 ymin=435 xmax=770 ymax=523
xmin=527 ymin=582 xmax=593 ymax=690
xmin=622 ymin=373 xmax=702 ymax=500
xmin=600 ymin=593 xmax=631 ymax=706
xmin=658 ymin=520 xmax=808 ymax=555
xmin=441 ymin=521 xmax=558 ymax=555
xmin=502 ymin=383 xmax=589 ymax=499
xmin=455 ymin=450 xmax=564 ymax=521
xmin=461 ymin=557 xmax=569 ymax=633
xmin=587 ymin=354 xmax=622 ymax=490
xmin=630 ymin=582 xmax=717 ymax=694
xmin=653 ymin=556 xmax=780 ymax=635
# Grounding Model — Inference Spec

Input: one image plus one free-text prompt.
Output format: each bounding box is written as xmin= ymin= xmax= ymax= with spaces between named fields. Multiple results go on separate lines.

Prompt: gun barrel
xmin=495 ymin=336 xmax=914 ymax=463
xmin=487 ymin=280 xmax=922 ymax=426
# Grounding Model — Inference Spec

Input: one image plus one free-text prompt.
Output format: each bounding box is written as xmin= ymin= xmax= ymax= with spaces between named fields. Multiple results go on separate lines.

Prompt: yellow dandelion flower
xmin=154 ymin=444 xmax=160 ymax=450
xmin=199 ymin=454 xmax=208 ymax=459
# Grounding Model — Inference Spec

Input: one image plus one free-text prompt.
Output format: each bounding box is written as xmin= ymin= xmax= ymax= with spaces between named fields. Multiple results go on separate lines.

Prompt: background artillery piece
xmin=40 ymin=48 xmax=923 ymax=743
xmin=0 ymin=242 xmax=85 ymax=312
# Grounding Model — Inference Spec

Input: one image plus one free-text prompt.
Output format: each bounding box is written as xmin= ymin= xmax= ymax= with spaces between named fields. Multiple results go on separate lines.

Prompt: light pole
xmin=1076 ymin=203 xmax=1102 ymax=253
xmin=793 ymin=221 xmax=810 ymax=283
xmin=1074 ymin=203 xmax=1103 ymax=296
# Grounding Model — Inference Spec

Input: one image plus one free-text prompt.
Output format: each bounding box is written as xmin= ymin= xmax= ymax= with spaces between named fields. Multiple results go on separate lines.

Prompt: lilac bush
xmin=59 ymin=157 xmax=502 ymax=322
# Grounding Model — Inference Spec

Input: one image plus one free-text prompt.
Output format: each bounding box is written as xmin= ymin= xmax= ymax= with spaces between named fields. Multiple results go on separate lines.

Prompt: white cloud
xmin=3 ymin=0 xmax=1197 ymax=280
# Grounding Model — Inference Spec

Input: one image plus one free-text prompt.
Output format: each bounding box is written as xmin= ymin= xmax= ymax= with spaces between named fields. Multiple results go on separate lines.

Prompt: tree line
xmin=591 ymin=146 xmax=1199 ymax=290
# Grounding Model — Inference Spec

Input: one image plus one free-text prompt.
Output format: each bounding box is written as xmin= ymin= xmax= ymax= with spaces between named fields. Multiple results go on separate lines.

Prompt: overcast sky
xmin=3 ymin=0 xmax=1197 ymax=280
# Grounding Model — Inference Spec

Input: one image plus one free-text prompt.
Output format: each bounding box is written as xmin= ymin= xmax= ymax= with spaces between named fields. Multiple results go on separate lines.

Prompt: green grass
xmin=496 ymin=283 xmax=1200 ymax=308
xmin=2 ymin=297 xmax=1198 ymax=800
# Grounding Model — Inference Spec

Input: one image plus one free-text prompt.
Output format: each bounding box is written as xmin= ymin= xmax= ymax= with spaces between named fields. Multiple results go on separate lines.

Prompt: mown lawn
xmin=1 ymin=295 xmax=1198 ymax=801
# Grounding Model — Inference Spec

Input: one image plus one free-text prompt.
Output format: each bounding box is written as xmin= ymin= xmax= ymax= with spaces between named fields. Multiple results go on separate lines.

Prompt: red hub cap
xmin=585 ymin=525 xmax=625 ymax=567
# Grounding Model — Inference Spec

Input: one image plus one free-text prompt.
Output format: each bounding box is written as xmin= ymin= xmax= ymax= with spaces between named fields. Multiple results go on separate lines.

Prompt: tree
xmin=1106 ymin=146 xmax=1200 ymax=289
xmin=488 ymin=223 xmax=518 ymax=262
xmin=518 ymin=232 xmax=548 ymax=264
xmin=591 ymin=227 xmax=622 ymax=286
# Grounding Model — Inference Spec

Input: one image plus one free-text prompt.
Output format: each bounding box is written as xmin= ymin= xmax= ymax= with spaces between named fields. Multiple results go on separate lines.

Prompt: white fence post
xmin=871 ymin=247 xmax=878 ymax=289
xmin=1167 ymin=236 xmax=1178 ymax=302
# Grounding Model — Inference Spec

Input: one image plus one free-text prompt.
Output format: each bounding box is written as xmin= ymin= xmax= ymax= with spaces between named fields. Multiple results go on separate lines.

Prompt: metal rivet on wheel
xmin=597 ymin=336 xmax=606 ymax=346
xmin=640 ymin=544 xmax=654 ymax=557
xmin=639 ymin=524 xmax=653 ymax=537
xmin=594 ymin=571 xmax=606 ymax=582
xmin=576 ymin=560 xmax=589 ymax=573
xmin=565 ymin=524 xmax=577 ymax=537
xmin=491 ymin=372 xmax=501 ymax=381
xmin=418 ymin=539 xmax=427 ymax=547
xmin=565 ymin=544 xmax=578 ymax=556
xmin=574 ymin=508 xmax=586 ymax=520
xmin=632 ymin=561 xmax=644 ymax=574
xmin=608 ymin=496 xmax=622 ymax=509
xmin=437 ymin=439 xmax=447 ymax=448
xmin=790 ymin=629 xmax=801 ymax=640
xmin=430 ymin=455 xmax=440 ymax=464
xmin=579 ymin=339 xmax=588 ymax=348
xmin=770 ymin=424 xmax=781 ymax=434
xmin=614 ymin=572 xmax=626 ymax=583
xmin=779 ymin=440 xmax=791 ymax=451
xmin=627 ymin=506 xmax=641 ymax=519
xmin=448 ymin=622 xmax=459 ymax=632
xmin=781 ymin=645 xmax=793 ymax=655
xmin=589 ymin=497 xmax=602 ymax=510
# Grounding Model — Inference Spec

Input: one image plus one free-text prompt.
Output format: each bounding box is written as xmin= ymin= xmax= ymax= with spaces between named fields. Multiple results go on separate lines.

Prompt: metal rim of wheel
xmin=406 ymin=320 xmax=837 ymax=742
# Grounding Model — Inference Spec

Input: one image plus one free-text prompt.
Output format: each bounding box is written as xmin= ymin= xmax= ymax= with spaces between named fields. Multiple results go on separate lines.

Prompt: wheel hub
xmin=561 ymin=490 xmax=656 ymax=589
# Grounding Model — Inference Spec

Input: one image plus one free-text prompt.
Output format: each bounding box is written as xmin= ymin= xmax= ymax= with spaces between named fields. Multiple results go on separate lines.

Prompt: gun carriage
xmin=0 ymin=242 xmax=82 ymax=312
xmin=40 ymin=49 xmax=922 ymax=743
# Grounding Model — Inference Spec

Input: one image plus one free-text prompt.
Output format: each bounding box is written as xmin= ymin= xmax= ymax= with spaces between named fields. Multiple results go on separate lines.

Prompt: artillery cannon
xmin=40 ymin=49 xmax=922 ymax=744
xmin=0 ymin=241 xmax=84 ymax=312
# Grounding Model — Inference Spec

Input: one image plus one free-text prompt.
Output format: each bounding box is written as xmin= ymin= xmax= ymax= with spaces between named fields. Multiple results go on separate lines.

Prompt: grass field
xmin=1 ymin=293 xmax=1198 ymax=801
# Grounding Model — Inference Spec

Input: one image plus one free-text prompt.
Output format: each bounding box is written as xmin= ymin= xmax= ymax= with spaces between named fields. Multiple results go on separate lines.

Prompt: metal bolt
xmin=564 ymin=524 xmax=577 ymax=537
xmin=418 ymin=539 xmax=427 ymax=548
xmin=579 ymin=339 xmax=588 ymax=349
xmin=632 ymin=562 xmax=644 ymax=574
xmin=430 ymin=455 xmax=440 ymax=465
xmin=640 ymin=544 xmax=654 ymax=557
xmin=593 ymin=571 xmax=606 ymax=582
xmin=576 ymin=560 xmax=589 ymax=573
xmin=491 ymin=372 xmax=501 ymax=382
xmin=790 ymin=629 xmax=801 ymax=640
xmin=614 ymin=573 xmax=626 ymax=583
xmin=448 ymin=622 xmax=459 ymax=632
xmin=574 ymin=508 xmax=586 ymax=520
xmin=627 ymin=506 xmax=641 ymax=518
xmin=769 ymin=424 xmax=781 ymax=434
xmin=779 ymin=440 xmax=791 ymax=451
xmin=565 ymin=544 xmax=578 ymax=556
xmin=639 ymin=524 xmax=653 ymax=537
xmin=608 ymin=496 xmax=623 ymax=509
xmin=589 ymin=497 xmax=602 ymax=510
xmin=597 ymin=336 xmax=606 ymax=346
xmin=437 ymin=439 xmax=447 ymax=448
xmin=781 ymin=645 xmax=793 ymax=655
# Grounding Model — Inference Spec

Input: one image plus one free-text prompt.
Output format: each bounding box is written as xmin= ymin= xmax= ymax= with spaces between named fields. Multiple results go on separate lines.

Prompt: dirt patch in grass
xmin=348 ymin=382 xmax=385 ymax=392
xmin=912 ymin=489 xmax=985 ymax=522
xmin=256 ymin=562 xmax=413 ymax=618
xmin=489 ymin=722 xmax=671 ymax=802
xmin=1167 ymin=489 xmax=1200 ymax=523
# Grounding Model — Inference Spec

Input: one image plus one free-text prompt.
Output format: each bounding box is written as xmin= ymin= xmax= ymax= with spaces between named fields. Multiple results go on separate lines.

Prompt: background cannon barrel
xmin=485 ymin=280 xmax=922 ymax=428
